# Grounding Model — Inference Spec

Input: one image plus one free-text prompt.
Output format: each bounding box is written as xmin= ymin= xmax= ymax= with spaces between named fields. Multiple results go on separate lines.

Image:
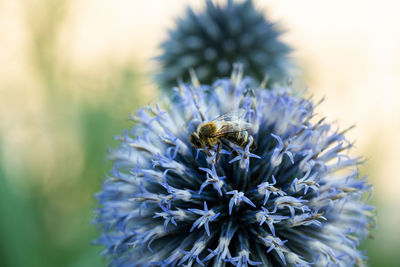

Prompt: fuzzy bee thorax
xmin=198 ymin=122 xmax=218 ymax=138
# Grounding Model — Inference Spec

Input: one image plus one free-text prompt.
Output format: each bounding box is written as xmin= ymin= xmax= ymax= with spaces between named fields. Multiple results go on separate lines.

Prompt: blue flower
xmin=156 ymin=0 xmax=292 ymax=89
xmin=94 ymin=67 xmax=374 ymax=266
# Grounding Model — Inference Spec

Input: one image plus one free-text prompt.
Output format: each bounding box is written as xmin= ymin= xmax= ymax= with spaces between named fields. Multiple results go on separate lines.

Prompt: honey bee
xmin=189 ymin=109 xmax=256 ymax=153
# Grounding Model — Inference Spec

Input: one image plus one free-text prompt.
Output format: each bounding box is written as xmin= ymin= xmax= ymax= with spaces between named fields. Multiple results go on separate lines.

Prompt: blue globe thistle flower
xmin=156 ymin=0 xmax=292 ymax=89
xmin=94 ymin=67 xmax=374 ymax=266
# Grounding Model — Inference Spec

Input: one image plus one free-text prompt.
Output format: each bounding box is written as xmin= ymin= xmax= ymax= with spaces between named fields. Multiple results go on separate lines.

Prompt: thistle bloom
xmin=95 ymin=68 xmax=374 ymax=266
xmin=156 ymin=0 xmax=292 ymax=89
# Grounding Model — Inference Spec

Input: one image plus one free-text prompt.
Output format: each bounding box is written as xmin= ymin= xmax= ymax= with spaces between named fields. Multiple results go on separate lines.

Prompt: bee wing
xmin=211 ymin=109 xmax=248 ymax=123
xmin=210 ymin=109 xmax=252 ymax=137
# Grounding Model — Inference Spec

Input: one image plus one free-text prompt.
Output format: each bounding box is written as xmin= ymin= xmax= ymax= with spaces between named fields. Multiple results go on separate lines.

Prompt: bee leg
xmin=204 ymin=147 xmax=219 ymax=166
xmin=214 ymin=142 xmax=222 ymax=165
xmin=220 ymin=138 xmax=233 ymax=152
xmin=220 ymin=138 xmax=240 ymax=158
xmin=205 ymin=147 xmax=213 ymax=158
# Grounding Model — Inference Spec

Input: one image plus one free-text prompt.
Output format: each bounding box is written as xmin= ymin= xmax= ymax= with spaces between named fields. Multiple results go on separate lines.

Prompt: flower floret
xmin=188 ymin=201 xmax=220 ymax=236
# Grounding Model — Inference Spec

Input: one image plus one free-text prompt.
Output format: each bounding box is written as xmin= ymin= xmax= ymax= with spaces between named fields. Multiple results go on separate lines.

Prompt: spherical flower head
xmin=94 ymin=67 xmax=374 ymax=266
xmin=156 ymin=0 xmax=292 ymax=90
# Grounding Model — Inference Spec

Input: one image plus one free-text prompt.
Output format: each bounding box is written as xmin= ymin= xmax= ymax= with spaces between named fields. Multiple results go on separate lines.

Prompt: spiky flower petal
xmin=156 ymin=0 xmax=292 ymax=89
xmin=95 ymin=68 xmax=374 ymax=266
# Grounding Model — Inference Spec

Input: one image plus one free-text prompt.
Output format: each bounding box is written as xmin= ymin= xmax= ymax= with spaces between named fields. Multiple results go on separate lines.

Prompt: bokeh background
xmin=1 ymin=0 xmax=399 ymax=266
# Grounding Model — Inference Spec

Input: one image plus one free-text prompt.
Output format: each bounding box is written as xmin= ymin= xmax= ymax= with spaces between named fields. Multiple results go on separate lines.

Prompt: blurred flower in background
xmin=0 ymin=0 xmax=151 ymax=266
xmin=156 ymin=0 xmax=292 ymax=89
xmin=0 ymin=0 xmax=399 ymax=267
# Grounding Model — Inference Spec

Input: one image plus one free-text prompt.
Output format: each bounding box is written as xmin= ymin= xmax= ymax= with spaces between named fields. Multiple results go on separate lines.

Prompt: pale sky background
xmin=1 ymin=0 xmax=399 ymax=256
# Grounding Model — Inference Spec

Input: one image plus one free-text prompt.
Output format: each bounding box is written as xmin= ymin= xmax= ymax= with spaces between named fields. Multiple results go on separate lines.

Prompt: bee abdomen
xmin=225 ymin=131 xmax=256 ymax=150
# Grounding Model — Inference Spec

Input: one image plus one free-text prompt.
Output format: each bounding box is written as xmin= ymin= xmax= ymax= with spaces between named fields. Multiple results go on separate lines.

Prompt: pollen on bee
xmin=198 ymin=122 xmax=218 ymax=138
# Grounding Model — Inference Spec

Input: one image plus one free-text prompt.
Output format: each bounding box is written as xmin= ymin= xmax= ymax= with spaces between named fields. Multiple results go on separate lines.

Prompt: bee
xmin=189 ymin=109 xmax=256 ymax=153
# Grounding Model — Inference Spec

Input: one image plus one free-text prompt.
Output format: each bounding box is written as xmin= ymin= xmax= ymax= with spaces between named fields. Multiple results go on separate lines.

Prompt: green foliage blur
xmin=0 ymin=0 xmax=147 ymax=266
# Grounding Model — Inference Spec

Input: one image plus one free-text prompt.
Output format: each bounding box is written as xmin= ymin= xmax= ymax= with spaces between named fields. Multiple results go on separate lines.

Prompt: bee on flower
xmin=94 ymin=66 xmax=374 ymax=266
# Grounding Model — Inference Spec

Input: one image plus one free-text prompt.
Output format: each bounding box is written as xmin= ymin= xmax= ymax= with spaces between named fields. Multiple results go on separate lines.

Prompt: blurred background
xmin=0 ymin=0 xmax=399 ymax=266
